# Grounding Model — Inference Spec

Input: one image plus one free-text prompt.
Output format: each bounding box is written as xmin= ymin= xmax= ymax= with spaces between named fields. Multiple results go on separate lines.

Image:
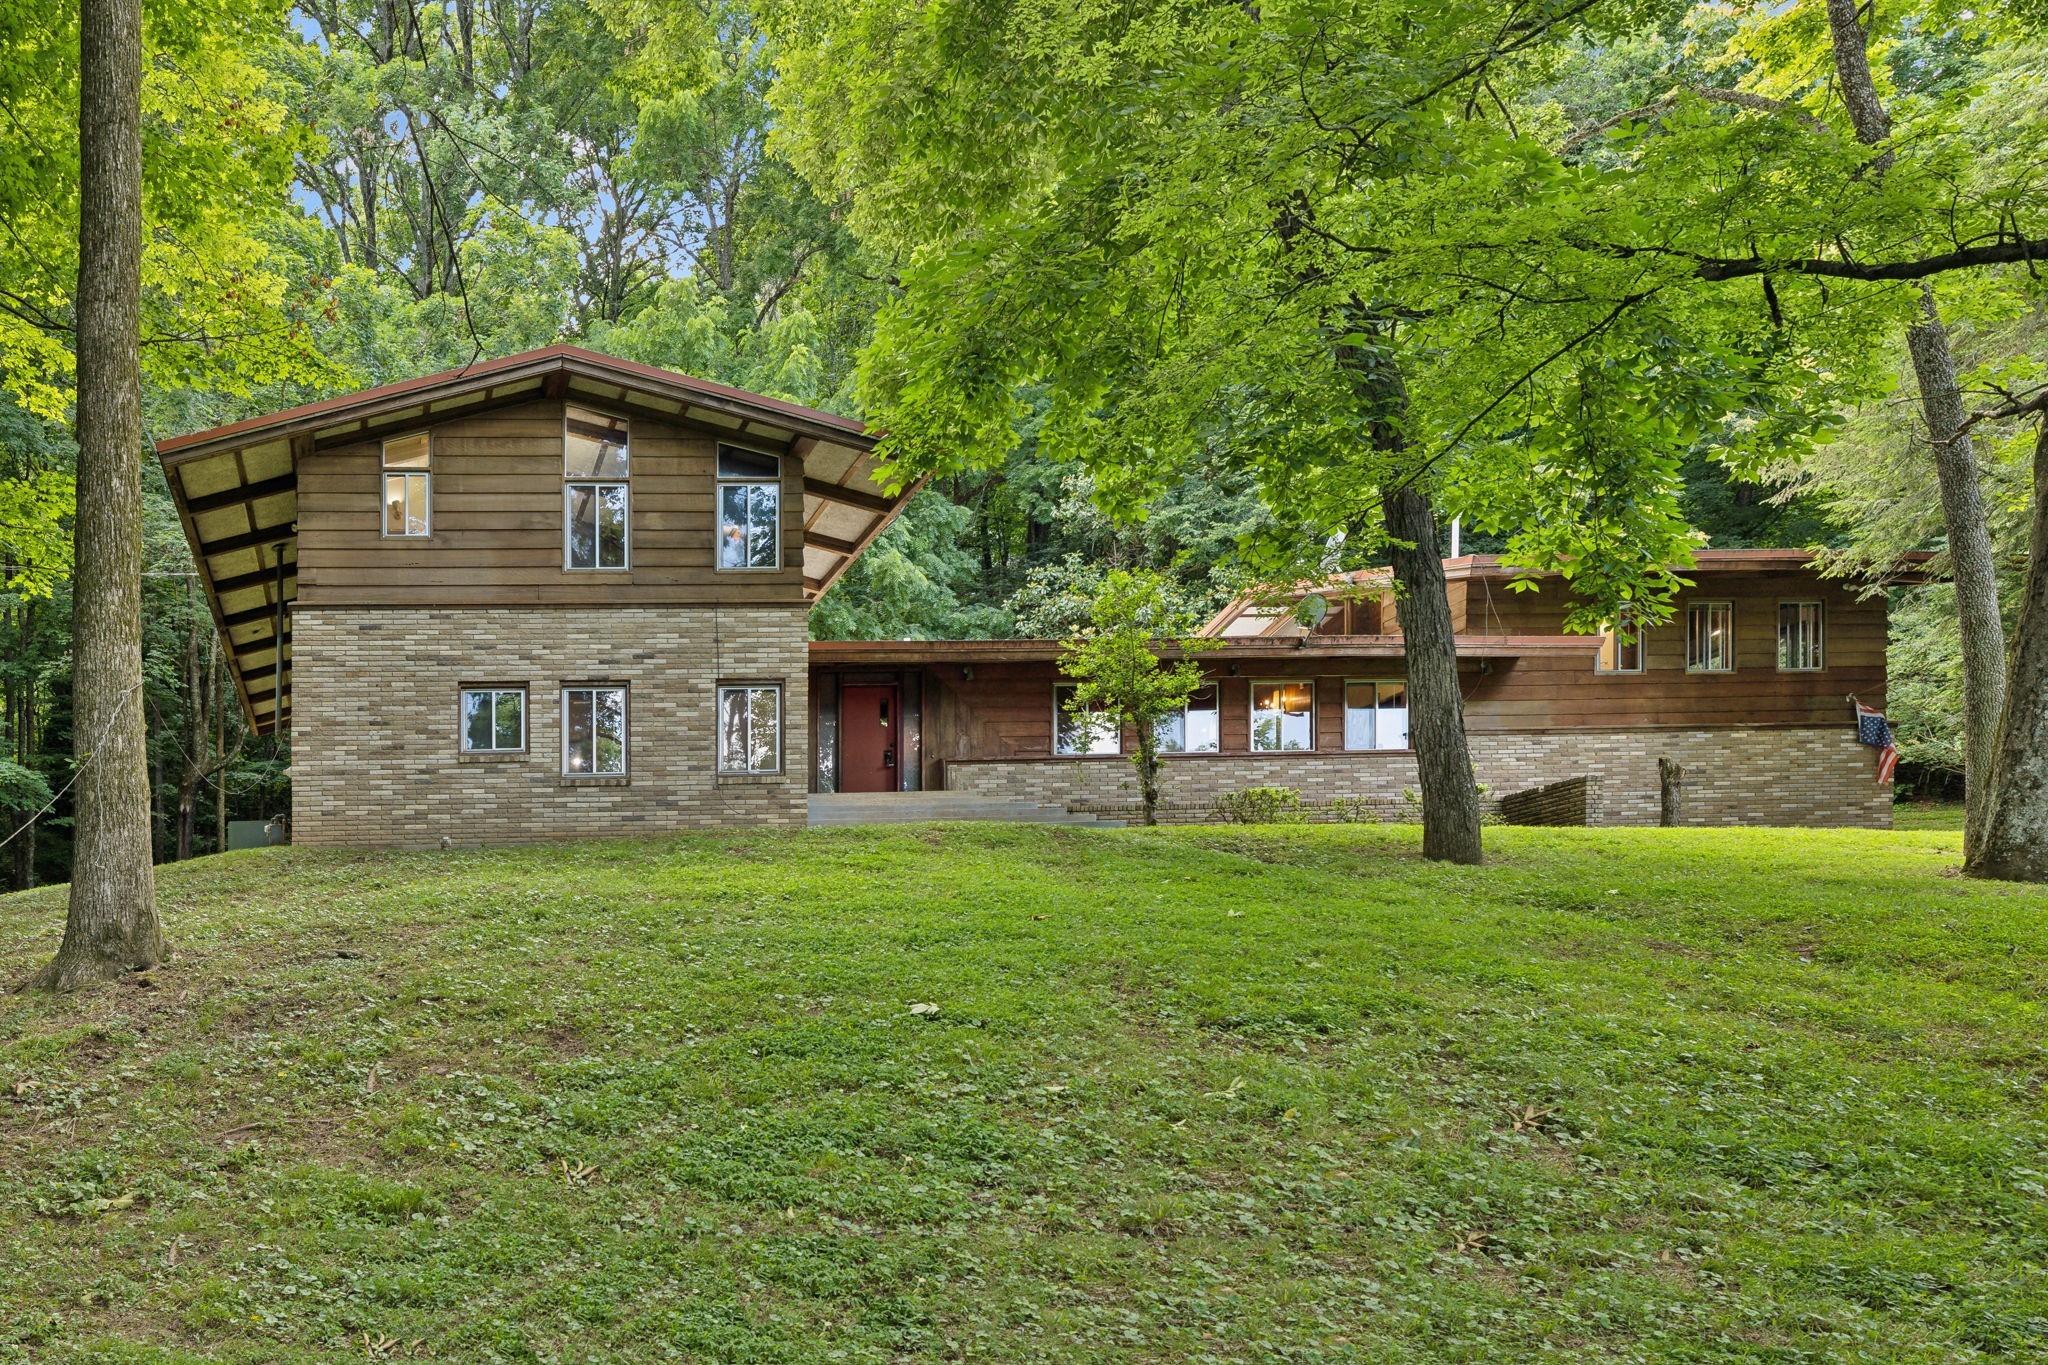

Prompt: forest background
xmin=0 ymin=0 xmax=2032 ymax=882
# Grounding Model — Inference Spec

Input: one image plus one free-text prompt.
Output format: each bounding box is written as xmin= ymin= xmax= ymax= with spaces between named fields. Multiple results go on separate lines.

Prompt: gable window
xmin=1154 ymin=684 xmax=1220 ymax=753
xmin=1685 ymin=601 xmax=1735 ymax=673
xmin=562 ymin=685 xmax=627 ymax=776
xmin=717 ymin=445 xmax=782 ymax=570
xmin=718 ymin=684 xmax=783 ymax=774
xmin=1343 ymin=681 xmax=1409 ymax=750
xmin=1596 ymin=617 xmax=1643 ymax=673
xmin=564 ymin=407 xmax=629 ymax=570
xmin=1054 ymin=683 xmax=1120 ymax=755
xmin=381 ymin=432 xmax=430 ymax=538
xmin=1251 ymin=681 xmax=1315 ymax=752
xmin=1778 ymin=601 xmax=1824 ymax=671
xmin=460 ymin=686 xmax=526 ymax=753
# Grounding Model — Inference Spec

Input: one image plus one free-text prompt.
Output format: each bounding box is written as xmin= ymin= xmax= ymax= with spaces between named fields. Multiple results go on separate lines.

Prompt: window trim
xmin=560 ymin=683 xmax=629 ymax=778
xmin=1777 ymin=600 xmax=1825 ymax=672
xmin=563 ymin=407 xmax=631 ymax=572
xmin=1594 ymin=617 xmax=1644 ymax=674
xmin=716 ymin=682 xmax=785 ymax=776
xmin=1053 ymin=682 xmax=1122 ymax=756
xmin=1155 ymin=683 xmax=1221 ymax=755
xmin=1249 ymin=678 xmax=1317 ymax=754
xmin=1685 ymin=600 xmax=1736 ymax=674
xmin=380 ymin=433 xmax=432 ymax=539
xmin=458 ymin=684 xmax=528 ymax=754
xmin=715 ymin=442 xmax=784 ymax=573
xmin=1342 ymin=679 xmax=1411 ymax=752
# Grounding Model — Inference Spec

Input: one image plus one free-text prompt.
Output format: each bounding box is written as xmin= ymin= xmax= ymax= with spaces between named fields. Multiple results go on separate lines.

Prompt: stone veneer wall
xmin=291 ymin=607 xmax=809 ymax=846
xmin=944 ymin=726 xmax=1892 ymax=829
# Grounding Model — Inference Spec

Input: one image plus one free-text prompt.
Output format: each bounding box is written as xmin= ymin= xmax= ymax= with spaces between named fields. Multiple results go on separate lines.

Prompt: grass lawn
xmin=2 ymin=823 xmax=2046 ymax=1363
xmin=1891 ymin=802 xmax=1966 ymax=832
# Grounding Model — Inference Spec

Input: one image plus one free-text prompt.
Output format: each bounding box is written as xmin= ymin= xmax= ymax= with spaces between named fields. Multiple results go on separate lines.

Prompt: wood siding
xmin=296 ymin=400 xmax=808 ymax=608
xmin=858 ymin=570 xmax=1887 ymax=773
xmin=1457 ymin=572 xmax=1884 ymax=731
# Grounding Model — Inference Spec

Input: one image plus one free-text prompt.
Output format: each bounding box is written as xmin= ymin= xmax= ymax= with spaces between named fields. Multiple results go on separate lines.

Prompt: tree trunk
xmin=1967 ymin=418 xmax=2048 ymax=880
xmin=1658 ymin=758 xmax=1685 ymax=827
xmin=1824 ymin=0 xmax=2002 ymax=849
xmin=1906 ymin=286 xmax=2005 ymax=853
xmin=1133 ymin=730 xmax=1160 ymax=828
xmin=1384 ymin=482 xmax=1483 ymax=864
xmin=26 ymin=0 xmax=161 ymax=991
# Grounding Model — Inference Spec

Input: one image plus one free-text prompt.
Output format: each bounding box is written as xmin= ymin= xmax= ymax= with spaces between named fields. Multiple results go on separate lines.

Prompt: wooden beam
xmin=182 ymin=472 xmax=297 ymax=515
xmin=197 ymin=522 xmax=297 ymax=557
xmin=803 ymin=478 xmax=896 ymax=514
xmin=220 ymin=596 xmax=295 ymax=629
xmin=210 ymin=563 xmax=296 ymax=596
xmin=232 ymin=630 xmax=290 ymax=659
xmin=806 ymin=530 xmax=863 ymax=556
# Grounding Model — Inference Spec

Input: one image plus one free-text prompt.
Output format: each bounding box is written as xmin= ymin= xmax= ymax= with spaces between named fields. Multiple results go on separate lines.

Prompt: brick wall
xmin=1497 ymin=775 xmax=1600 ymax=827
xmin=944 ymin=726 xmax=1893 ymax=828
xmin=292 ymin=607 xmax=809 ymax=846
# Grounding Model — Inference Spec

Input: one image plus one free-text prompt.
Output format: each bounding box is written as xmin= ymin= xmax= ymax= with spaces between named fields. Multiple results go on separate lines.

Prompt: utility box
xmin=227 ymin=819 xmax=288 ymax=851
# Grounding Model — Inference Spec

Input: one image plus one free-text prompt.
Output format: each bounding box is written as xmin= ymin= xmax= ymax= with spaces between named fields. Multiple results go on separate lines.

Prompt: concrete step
xmin=807 ymin=793 xmax=1124 ymax=828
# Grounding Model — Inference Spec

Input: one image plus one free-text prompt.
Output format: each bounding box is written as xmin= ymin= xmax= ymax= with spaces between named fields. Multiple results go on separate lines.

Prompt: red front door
xmin=840 ymin=684 xmax=900 ymax=792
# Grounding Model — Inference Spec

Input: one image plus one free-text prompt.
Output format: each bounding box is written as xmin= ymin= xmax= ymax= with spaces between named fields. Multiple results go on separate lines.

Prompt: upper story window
xmin=1154 ymin=684 xmax=1220 ymax=753
xmin=1343 ymin=680 xmax=1409 ymax=750
xmin=1054 ymin=683 xmax=1120 ymax=755
xmin=564 ymin=407 xmax=629 ymax=570
xmin=1596 ymin=616 xmax=1643 ymax=673
xmin=1686 ymin=601 xmax=1735 ymax=673
xmin=1778 ymin=601 xmax=1824 ymax=671
xmin=381 ymin=432 xmax=431 ymax=538
xmin=717 ymin=445 xmax=781 ymax=570
xmin=1251 ymin=681 xmax=1315 ymax=752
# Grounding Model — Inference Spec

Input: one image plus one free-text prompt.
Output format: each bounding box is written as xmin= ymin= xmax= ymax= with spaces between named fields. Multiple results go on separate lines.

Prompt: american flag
xmin=1855 ymin=701 xmax=1898 ymax=785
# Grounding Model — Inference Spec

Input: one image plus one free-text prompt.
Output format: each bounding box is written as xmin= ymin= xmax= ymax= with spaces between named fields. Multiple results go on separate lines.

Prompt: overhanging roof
xmin=158 ymin=345 xmax=917 ymax=735
xmin=809 ymin=635 xmax=1594 ymax=666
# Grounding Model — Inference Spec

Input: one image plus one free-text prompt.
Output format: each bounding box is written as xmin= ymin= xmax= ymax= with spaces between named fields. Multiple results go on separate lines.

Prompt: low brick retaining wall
xmin=943 ymin=726 xmax=1892 ymax=829
xmin=1497 ymin=775 xmax=1599 ymax=827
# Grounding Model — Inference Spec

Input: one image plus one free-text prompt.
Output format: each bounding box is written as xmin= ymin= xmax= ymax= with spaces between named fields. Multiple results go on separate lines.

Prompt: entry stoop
xmin=807 ymin=792 xmax=1125 ymax=828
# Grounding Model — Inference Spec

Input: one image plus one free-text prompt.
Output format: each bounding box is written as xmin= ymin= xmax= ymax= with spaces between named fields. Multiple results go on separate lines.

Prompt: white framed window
xmin=564 ymin=407 xmax=630 ymax=570
xmin=1778 ymin=601 xmax=1824 ymax=671
xmin=1343 ymin=681 xmax=1409 ymax=751
xmin=562 ymin=685 xmax=627 ymax=776
xmin=1054 ymin=683 xmax=1120 ymax=755
xmin=718 ymin=684 xmax=783 ymax=774
xmin=459 ymin=686 xmax=526 ymax=753
xmin=381 ymin=432 xmax=431 ymax=538
xmin=717 ymin=445 xmax=782 ymax=570
xmin=1154 ymin=684 xmax=1220 ymax=753
xmin=1595 ymin=617 xmax=1643 ymax=673
xmin=1251 ymin=680 xmax=1315 ymax=752
xmin=1685 ymin=601 xmax=1734 ymax=673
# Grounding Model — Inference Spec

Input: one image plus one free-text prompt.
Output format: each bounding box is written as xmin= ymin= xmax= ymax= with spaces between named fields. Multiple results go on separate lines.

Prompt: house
xmin=817 ymin=555 xmax=1896 ymax=828
xmin=160 ymin=346 xmax=1900 ymax=843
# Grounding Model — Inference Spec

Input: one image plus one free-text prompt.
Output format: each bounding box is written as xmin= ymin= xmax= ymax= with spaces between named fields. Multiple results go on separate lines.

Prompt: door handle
xmin=883 ymin=749 xmax=896 ymax=768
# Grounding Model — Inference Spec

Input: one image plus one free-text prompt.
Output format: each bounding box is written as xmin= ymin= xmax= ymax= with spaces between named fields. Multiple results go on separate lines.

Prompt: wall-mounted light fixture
xmin=962 ymin=665 xmax=975 ymax=681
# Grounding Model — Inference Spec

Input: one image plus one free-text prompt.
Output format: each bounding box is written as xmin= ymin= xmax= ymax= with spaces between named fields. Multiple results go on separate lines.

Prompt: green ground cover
xmin=1 ymin=823 xmax=2044 ymax=1362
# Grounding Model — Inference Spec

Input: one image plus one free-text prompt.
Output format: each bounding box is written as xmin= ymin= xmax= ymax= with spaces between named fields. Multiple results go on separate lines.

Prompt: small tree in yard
xmin=1059 ymin=570 xmax=1216 ymax=827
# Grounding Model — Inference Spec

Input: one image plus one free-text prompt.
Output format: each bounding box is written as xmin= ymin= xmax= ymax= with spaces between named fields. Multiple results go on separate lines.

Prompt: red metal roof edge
xmin=156 ymin=344 xmax=872 ymax=457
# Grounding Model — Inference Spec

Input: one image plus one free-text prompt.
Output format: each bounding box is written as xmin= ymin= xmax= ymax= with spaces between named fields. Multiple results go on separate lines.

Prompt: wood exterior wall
xmin=831 ymin=568 xmax=1889 ymax=784
xmin=295 ymin=399 xmax=808 ymax=608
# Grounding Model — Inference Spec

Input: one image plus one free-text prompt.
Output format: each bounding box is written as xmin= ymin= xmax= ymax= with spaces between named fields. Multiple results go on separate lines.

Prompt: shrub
xmin=1212 ymin=786 xmax=1305 ymax=824
xmin=1324 ymin=796 xmax=1379 ymax=824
